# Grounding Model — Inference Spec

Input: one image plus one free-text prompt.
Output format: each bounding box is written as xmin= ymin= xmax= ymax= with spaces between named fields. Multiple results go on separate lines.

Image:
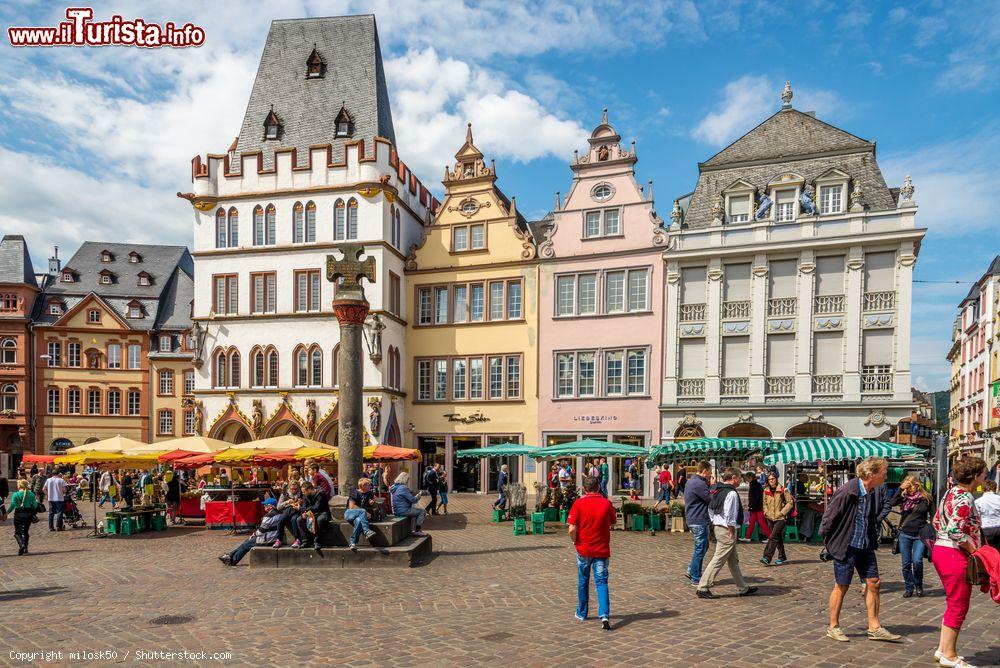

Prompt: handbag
xmin=302 ymin=509 xmax=316 ymax=534
xmin=966 ymin=552 xmax=989 ymax=587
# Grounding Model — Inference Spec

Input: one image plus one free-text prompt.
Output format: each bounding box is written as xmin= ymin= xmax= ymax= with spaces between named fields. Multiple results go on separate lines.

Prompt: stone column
xmin=333 ymin=298 xmax=369 ymax=495
xmin=326 ymin=244 xmax=377 ymax=498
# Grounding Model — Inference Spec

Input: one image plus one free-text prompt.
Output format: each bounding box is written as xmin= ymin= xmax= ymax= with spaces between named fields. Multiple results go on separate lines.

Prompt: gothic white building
xmin=661 ymin=84 xmax=925 ymax=443
xmin=180 ymin=16 xmax=436 ymax=446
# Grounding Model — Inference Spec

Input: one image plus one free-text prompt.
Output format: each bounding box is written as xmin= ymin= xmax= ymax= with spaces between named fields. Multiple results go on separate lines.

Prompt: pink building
xmin=535 ymin=111 xmax=666 ymax=495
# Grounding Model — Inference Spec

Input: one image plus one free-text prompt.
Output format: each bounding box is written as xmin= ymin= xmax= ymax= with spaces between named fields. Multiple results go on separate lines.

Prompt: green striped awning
xmin=647 ymin=438 xmax=777 ymax=465
xmin=454 ymin=443 xmax=538 ymax=458
xmin=763 ymin=438 xmax=926 ymax=465
xmin=531 ymin=439 xmax=648 ymax=460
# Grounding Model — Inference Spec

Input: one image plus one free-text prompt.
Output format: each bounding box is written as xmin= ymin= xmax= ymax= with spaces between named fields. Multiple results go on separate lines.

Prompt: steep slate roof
xmin=154 ymin=266 xmax=194 ymax=331
xmin=0 ymin=235 xmax=38 ymax=287
xmin=234 ymin=15 xmax=395 ymax=169
xmin=682 ymin=107 xmax=895 ymax=229
xmin=35 ymin=242 xmax=192 ymax=330
xmin=527 ymin=212 xmax=554 ymax=244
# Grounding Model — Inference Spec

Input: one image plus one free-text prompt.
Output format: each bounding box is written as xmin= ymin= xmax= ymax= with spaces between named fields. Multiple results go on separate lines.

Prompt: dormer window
xmin=49 ymin=301 xmax=62 ymax=316
xmin=774 ymin=188 xmax=796 ymax=222
xmin=61 ymin=271 xmax=74 ymax=283
xmin=127 ymin=301 xmax=142 ymax=319
xmin=137 ymin=272 xmax=151 ymax=287
xmin=100 ymin=250 xmax=113 ymax=262
xmin=334 ymin=104 xmax=353 ymax=138
xmin=99 ymin=269 xmax=115 ymax=285
xmin=727 ymin=195 xmax=750 ymax=223
xmin=591 ymin=183 xmax=614 ymax=202
xmin=129 ymin=252 xmax=141 ymax=263
xmin=819 ymin=185 xmax=843 ymax=214
xmin=263 ymin=107 xmax=282 ymax=141
xmin=306 ymin=46 xmax=325 ymax=79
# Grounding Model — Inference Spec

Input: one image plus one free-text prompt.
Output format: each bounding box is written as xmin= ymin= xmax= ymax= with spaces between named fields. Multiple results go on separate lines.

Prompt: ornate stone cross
xmin=326 ymin=243 xmax=376 ymax=299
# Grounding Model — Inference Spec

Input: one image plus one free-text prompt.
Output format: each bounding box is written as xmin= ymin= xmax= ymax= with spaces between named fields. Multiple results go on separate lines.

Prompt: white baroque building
xmin=179 ymin=16 xmax=435 ymax=446
xmin=661 ymin=84 xmax=926 ymax=443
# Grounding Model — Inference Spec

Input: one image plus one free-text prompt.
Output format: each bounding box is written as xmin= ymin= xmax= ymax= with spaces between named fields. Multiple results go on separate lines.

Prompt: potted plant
xmin=668 ymin=501 xmax=686 ymax=532
xmin=621 ymin=501 xmax=642 ymax=530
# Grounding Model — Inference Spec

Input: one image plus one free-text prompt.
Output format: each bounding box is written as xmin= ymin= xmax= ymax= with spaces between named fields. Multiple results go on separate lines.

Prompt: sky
xmin=1 ymin=0 xmax=997 ymax=391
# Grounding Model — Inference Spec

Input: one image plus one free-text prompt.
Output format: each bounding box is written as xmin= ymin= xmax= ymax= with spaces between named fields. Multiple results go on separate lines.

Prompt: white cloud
xmin=386 ymin=48 xmax=587 ymax=179
xmin=692 ymin=75 xmax=842 ymax=146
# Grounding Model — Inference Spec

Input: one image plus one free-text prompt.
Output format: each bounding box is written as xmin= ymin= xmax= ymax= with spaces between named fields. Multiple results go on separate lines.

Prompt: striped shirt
xmin=849 ymin=479 xmax=871 ymax=549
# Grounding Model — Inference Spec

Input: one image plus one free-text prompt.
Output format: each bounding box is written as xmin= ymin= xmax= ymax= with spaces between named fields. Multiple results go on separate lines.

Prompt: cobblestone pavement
xmin=0 ymin=495 xmax=996 ymax=667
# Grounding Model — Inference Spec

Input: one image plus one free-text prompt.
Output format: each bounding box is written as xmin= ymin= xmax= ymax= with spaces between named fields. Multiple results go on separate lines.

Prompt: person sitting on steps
xmin=345 ymin=477 xmax=378 ymax=551
xmin=390 ymin=472 xmax=427 ymax=537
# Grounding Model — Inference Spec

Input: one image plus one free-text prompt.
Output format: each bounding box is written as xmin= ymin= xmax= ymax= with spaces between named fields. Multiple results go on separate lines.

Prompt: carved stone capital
xmin=332 ymin=298 xmax=371 ymax=326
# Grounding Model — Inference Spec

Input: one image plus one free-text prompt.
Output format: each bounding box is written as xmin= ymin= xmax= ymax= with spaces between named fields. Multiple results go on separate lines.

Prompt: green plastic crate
xmin=118 ymin=516 xmax=138 ymax=535
xmin=105 ymin=515 xmax=119 ymax=535
xmin=887 ymin=466 xmax=906 ymax=484
xmin=649 ymin=513 xmax=662 ymax=531
xmin=512 ymin=518 xmax=527 ymax=536
xmin=492 ymin=508 xmax=506 ymax=523
xmin=151 ymin=514 xmax=167 ymax=531
xmin=631 ymin=514 xmax=646 ymax=531
xmin=559 ymin=509 xmax=569 ymax=524
xmin=544 ymin=507 xmax=559 ymax=522
xmin=137 ymin=513 xmax=150 ymax=532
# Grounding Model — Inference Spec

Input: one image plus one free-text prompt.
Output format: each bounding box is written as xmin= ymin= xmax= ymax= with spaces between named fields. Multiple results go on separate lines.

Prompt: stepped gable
xmin=683 ymin=103 xmax=895 ymax=229
xmin=234 ymin=15 xmax=395 ymax=169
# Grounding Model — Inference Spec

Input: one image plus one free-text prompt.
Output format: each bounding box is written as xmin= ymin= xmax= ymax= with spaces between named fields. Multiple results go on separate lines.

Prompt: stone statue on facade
xmin=366 ymin=313 xmax=385 ymax=364
xmin=669 ymin=199 xmax=683 ymax=228
xmin=251 ymin=399 xmax=263 ymax=435
xmin=899 ymin=175 xmax=915 ymax=203
xmin=305 ymin=399 xmax=317 ymax=437
xmin=799 ymin=185 xmax=817 ymax=215
xmin=368 ymin=396 xmax=382 ymax=441
xmin=755 ymin=191 xmax=773 ymax=220
xmin=712 ymin=195 xmax=725 ymax=223
xmin=192 ymin=401 xmax=204 ymax=436
xmin=850 ymin=184 xmax=865 ymax=211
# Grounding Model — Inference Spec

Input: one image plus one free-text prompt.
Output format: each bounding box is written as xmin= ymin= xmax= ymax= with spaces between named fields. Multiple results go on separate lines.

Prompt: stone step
xmin=278 ymin=516 xmax=410 ymax=547
xmin=249 ymin=535 xmax=432 ymax=569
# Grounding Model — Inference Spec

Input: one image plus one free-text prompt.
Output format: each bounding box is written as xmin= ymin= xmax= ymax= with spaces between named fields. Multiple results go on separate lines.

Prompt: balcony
xmin=813 ymin=294 xmax=845 ymax=314
xmin=765 ymin=376 xmax=794 ymax=396
xmin=722 ymin=300 xmax=751 ymax=319
xmin=861 ymin=365 xmax=893 ymax=393
xmin=767 ymin=297 xmax=797 ymax=317
xmin=679 ymin=303 xmax=707 ymax=322
xmin=678 ymin=378 xmax=705 ymax=397
xmin=812 ymin=374 xmax=843 ymax=395
xmin=863 ymin=291 xmax=896 ymax=312
xmin=720 ymin=377 xmax=749 ymax=396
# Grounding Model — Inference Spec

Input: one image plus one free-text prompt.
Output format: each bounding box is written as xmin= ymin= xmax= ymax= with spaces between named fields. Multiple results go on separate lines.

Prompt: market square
xmin=1 ymin=2 xmax=999 ymax=667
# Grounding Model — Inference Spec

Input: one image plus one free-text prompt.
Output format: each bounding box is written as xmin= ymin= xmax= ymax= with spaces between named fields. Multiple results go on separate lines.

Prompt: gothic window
xmin=332 ymin=344 xmax=340 ymax=387
xmin=252 ymin=348 xmax=265 ymax=388
xmin=228 ymin=350 xmax=241 ymax=388
xmin=310 ymin=347 xmax=322 ymax=387
xmin=215 ymin=208 xmax=227 ymax=248
xmin=293 ymin=201 xmax=304 ymax=243
xmin=265 ymin=205 xmax=276 ymax=245
xmin=267 ymin=348 xmax=279 ymax=387
xmin=305 ymin=201 xmax=316 ymax=242
xmin=346 ymin=198 xmax=359 ymax=239
xmin=227 ymin=207 xmax=239 ymax=247
xmin=334 ymin=199 xmax=346 ymax=240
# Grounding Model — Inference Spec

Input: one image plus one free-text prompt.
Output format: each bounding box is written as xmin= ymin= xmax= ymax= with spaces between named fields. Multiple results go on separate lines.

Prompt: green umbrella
xmin=531 ymin=438 xmax=648 ymax=460
xmin=763 ymin=438 xmax=927 ymax=465
xmin=453 ymin=442 xmax=539 ymax=458
xmin=647 ymin=437 xmax=777 ymax=466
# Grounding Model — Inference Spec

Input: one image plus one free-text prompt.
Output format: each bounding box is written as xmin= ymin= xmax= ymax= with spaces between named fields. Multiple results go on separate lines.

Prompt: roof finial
xmin=781 ymin=81 xmax=793 ymax=109
xmin=466 ymin=122 xmax=473 ymax=144
xmin=602 ymin=107 xmax=608 ymax=125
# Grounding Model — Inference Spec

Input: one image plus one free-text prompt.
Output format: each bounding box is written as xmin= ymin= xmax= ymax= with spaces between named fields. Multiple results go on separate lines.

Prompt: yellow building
xmin=404 ymin=126 xmax=541 ymax=494
xmin=33 ymin=243 xmax=192 ymax=452
xmin=148 ymin=268 xmax=195 ymax=443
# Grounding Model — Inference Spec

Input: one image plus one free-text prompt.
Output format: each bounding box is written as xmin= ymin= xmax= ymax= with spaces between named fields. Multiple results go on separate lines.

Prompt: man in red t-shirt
xmin=568 ymin=475 xmax=617 ymax=629
xmin=654 ymin=466 xmax=673 ymax=511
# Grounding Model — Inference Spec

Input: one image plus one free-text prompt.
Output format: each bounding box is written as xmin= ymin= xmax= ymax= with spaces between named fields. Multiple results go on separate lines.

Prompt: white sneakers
xmin=935 ymin=650 xmax=976 ymax=668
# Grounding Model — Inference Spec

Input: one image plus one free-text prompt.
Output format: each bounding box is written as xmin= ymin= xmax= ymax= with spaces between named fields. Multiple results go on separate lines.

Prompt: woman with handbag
xmin=10 ymin=478 xmax=38 ymax=556
xmin=885 ymin=475 xmax=933 ymax=598
xmin=931 ymin=456 xmax=987 ymax=668
xmin=760 ymin=472 xmax=793 ymax=565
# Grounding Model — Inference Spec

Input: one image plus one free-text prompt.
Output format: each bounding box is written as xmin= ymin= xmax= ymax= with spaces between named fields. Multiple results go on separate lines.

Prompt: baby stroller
xmin=62 ymin=493 xmax=87 ymax=528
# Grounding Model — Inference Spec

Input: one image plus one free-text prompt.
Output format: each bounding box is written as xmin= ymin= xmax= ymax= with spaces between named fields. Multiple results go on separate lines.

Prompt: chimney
xmin=48 ymin=246 xmax=61 ymax=273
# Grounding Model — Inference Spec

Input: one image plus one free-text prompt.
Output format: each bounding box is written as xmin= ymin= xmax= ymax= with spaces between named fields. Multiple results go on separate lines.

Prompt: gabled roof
xmin=234 ymin=15 xmax=395 ymax=168
xmin=50 ymin=292 xmax=132 ymax=329
xmin=154 ymin=266 xmax=194 ymax=331
xmin=701 ymin=108 xmax=873 ymax=169
xmin=0 ymin=235 xmax=38 ymax=287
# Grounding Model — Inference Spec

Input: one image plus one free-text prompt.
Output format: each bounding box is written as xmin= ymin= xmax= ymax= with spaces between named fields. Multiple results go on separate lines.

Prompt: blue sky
xmin=1 ymin=1 xmax=997 ymax=390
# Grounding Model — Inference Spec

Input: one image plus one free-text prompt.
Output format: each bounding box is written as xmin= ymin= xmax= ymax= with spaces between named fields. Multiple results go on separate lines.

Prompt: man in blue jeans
xmin=684 ymin=461 xmax=713 ymax=587
xmin=344 ymin=477 xmax=378 ymax=551
xmin=568 ymin=475 xmax=616 ymax=630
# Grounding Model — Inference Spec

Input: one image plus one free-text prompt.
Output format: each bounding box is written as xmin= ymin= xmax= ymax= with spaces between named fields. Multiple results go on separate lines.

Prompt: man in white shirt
xmin=975 ymin=480 xmax=1000 ymax=549
xmin=43 ymin=473 xmax=68 ymax=531
xmin=696 ymin=467 xmax=758 ymax=599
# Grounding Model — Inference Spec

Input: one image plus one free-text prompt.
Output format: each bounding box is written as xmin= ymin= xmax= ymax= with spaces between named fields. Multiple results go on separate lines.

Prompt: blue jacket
xmin=390 ymin=483 xmax=419 ymax=515
xmin=684 ymin=473 xmax=711 ymax=526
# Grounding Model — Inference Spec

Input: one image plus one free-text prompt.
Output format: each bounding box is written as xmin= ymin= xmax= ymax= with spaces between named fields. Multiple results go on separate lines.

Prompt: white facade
xmin=186 ymin=140 xmax=434 ymax=445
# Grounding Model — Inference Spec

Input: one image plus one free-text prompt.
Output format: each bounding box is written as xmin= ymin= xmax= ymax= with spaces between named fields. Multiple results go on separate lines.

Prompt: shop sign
xmin=572 ymin=415 xmax=619 ymax=425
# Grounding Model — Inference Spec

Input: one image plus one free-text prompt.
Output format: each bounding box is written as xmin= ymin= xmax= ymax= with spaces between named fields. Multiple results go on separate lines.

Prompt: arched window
xmin=215 ymin=208 xmax=227 ymax=248
xmin=333 ymin=199 xmax=346 ymax=240
xmin=346 ymin=198 xmax=358 ymax=239
xmin=227 ymin=207 xmax=239 ymax=247
xmin=214 ymin=350 xmax=227 ymax=388
xmin=386 ymin=345 xmax=397 ymax=390
xmin=252 ymin=348 xmax=265 ymax=387
xmin=393 ymin=347 xmax=401 ymax=389
xmin=310 ymin=347 xmax=322 ymax=386
xmin=253 ymin=205 xmax=264 ymax=246
xmin=295 ymin=347 xmax=308 ymax=387
xmin=332 ymin=344 xmax=340 ymax=387
xmin=305 ymin=201 xmax=316 ymax=242
xmin=228 ymin=350 xmax=240 ymax=388
xmin=265 ymin=204 xmax=276 ymax=245
xmin=1 ymin=338 xmax=15 ymax=364
xmin=292 ymin=201 xmax=304 ymax=243
xmin=785 ymin=422 xmax=843 ymax=440
xmin=1 ymin=383 xmax=15 ymax=411
xmin=266 ymin=348 xmax=279 ymax=388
